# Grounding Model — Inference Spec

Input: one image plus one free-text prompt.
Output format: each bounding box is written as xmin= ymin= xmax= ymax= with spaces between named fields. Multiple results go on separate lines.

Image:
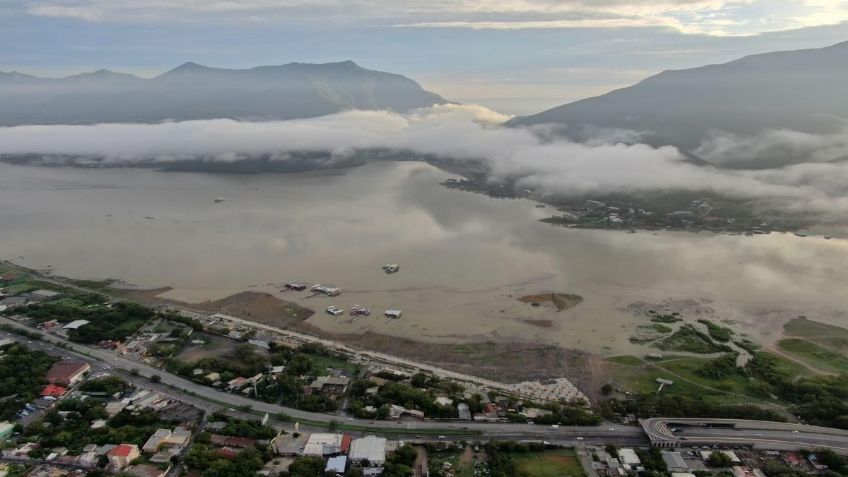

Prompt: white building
xmin=619 ymin=448 xmax=642 ymax=469
xmin=302 ymin=433 xmax=345 ymax=456
xmin=349 ymin=436 xmax=387 ymax=467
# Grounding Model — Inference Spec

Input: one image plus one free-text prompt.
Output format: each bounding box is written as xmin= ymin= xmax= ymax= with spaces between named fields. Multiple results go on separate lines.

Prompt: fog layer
xmin=2 ymin=104 xmax=848 ymax=214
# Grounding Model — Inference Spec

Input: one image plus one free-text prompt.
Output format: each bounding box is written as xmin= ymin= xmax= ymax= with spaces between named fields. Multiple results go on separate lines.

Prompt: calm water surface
xmin=1 ymin=161 xmax=846 ymax=352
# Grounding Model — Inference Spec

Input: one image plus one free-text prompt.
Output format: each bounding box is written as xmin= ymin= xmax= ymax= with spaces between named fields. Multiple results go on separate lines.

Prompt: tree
xmin=707 ymin=451 xmax=733 ymax=468
xmin=150 ymin=374 xmax=162 ymax=383
xmin=601 ymin=383 xmax=614 ymax=396
xmin=604 ymin=443 xmax=619 ymax=457
xmin=289 ymin=456 xmax=326 ymax=477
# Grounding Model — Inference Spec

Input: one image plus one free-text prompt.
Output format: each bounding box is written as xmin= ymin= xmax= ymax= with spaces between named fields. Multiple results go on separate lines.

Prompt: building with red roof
xmin=41 ymin=384 xmax=67 ymax=397
xmin=108 ymin=444 xmax=140 ymax=470
xmin=46 ymin=361 xmax=90 ymax=386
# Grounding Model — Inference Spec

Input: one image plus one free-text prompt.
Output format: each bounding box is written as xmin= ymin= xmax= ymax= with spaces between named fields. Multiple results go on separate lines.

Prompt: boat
xmin=382 ymin=264 xmax=400 ymax=274
xmin=214 ymin=197 xmax=225 ymax=203
xmin=794 ymin=232 xmax=808 ymax=237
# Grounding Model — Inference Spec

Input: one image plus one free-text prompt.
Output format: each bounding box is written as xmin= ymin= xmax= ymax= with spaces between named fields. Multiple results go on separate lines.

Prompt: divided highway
xmin=642 ymin=418 xmax=848 ymax=453
xmin=6 ymin=315 xmax=848 ymax=453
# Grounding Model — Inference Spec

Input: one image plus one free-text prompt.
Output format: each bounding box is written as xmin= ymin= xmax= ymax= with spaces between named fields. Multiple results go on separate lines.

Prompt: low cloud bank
xmin=2 ymin=104 xmax=848 ymax=214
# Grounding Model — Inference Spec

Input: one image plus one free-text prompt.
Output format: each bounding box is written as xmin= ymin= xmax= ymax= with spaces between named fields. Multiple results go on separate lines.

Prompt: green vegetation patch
xmin=697 ymin=319 xmax=734 ymax=342
xmin=512 ymin=449 xmax=586 ymax=477
xmin=655 ymin=325 xmax=731 ymax=354
xmin=777 ymin=338 xmax=848 ymax=374
xmin=0 ymin=343 xmax=58 ymax=421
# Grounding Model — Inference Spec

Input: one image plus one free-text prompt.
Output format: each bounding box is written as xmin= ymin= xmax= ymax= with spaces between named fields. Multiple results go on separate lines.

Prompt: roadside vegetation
xmin=0 ymin=343 xmax=57 ymax=421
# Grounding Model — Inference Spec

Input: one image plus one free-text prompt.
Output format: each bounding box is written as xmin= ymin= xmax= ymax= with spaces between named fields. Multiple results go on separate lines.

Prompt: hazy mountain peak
xmin=508 ymin=41 xmax=848 ymax=149
xmin=0 ymin=60 xmax=448 ymax=126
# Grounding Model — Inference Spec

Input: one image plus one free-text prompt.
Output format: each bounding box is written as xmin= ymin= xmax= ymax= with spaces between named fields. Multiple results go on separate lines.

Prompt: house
xmin=618 ymin=449 xmax=642 ymax=470
xmin=271 ymin=432 xmax=310 ymax=456
xmin=0 ymin=421 xmax=14 ymax=440
xmin=348 ymin=436 xmax=387 ymax=467
xmin=457 ymin=403 xmax=472 ymax=420
xmin=732 ymin=467 xmax=767 ymax=477
xmin=205 ymin=372 xmax=221 ymax=382
xmin=31 ymin=290 xmax=61 ymax=300
xmin=62 ymin=320 xmax=90 ymax=330
xmin=700 ymin=451 xmax=741 ymax=464
xmin=126 ymin=464 xmax=168 ymax=477
xmin=41 ymin=384 xmax=67 ymax=398
xmin=435 ymin=397 xmax=453 ymax=407
xmin=209 ymin=434 xmax=256 ymax=448
xmin=309 ymin=376 xmax=350 ymax=396
xmin=108 ymin=444 xmax=141 ymax=470
xmin=0 ymin=296 xmax=28 ymax=310
xmin=326 ymin=456 xmax=347 ymax=475
xmin=662 ymin=452 xmax=688 ymax=472
xmin=142 ymin=429 xmax=172 ymax=453
xmin=45 ymin=361 xmax=90 ymax=385
xmin=105 ymin=401 xmax=128 ymax=417
xmin=302 ymin=433 xmax=346 ymax=456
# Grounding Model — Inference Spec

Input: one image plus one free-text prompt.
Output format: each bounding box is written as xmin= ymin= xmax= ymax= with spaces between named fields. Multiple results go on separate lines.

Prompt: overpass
xmin=642 ymin=418 xmax=848 ymax=454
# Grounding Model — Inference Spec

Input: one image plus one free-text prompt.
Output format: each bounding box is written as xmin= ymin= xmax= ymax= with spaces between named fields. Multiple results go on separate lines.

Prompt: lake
xmin=1 ymin=161 xmax=846 ymax=355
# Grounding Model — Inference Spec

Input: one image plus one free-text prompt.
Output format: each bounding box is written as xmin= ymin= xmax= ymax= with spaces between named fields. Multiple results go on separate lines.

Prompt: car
xmin=438 ymin=435 xmax=446 ymax=439
xmin=576 ymin=437 xmax=584 ymax=440
xmin=325 ymin=306 xmax=345 ymax=316
xmin=792 ymin=430 xmax=799 ymax=433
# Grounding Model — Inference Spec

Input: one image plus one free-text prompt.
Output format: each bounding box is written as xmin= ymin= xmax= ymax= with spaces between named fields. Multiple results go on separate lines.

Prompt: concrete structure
xmin=45 ymin=361 xmax=90 ymax=385
xmin=272 ymin=432 xmax=310 ymax=456
xmin=326 ymin=455 xmax=347 ymax=474
xmin=63 ymin=320 xmax=90 ymax=330
xmin=303 ymin=433 xmax=346 ymax=456
xmin=0 ymin=421 xmax=14 ymax=440
xmin=348 ymin=436 xmax=387 ymax=466
xmin=309 ymin=376 xmax=350 ymax=396
xmin=662 ymin=451 xmax=688 ymax=472
xmin=108 ymin=444 xmax=140 ymax=470
xmin=642 ymin=418 xmax=848 ymax=453
xmin=618 ymin=448 xmax=642 ymax=469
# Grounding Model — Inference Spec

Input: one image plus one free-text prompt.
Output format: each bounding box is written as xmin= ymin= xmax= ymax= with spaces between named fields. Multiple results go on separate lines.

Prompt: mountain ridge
xmin=508 ymin=41 xmax=848 ymax=149
xmin=0 ymin=60 xmax=448 ymax=126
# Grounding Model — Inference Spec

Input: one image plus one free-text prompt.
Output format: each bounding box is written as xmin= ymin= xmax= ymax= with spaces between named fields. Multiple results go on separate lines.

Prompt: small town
xmin=3 ymin=260 xmax=848 ymax=477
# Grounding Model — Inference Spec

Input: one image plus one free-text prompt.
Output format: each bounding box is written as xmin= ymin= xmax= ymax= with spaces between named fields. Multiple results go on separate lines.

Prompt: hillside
xmin=0 ymin=61 xmax=448 ymax=126
xmin=508 ymin=41 xmax=848 ymax=150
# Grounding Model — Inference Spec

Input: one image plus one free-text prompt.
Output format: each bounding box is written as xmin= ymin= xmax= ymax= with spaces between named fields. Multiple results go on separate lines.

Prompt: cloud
xmin=3 ymin=105 xmax=848 ymax=214
xmin=17 ymin=0 xmax=848 ymax=36
xmin=695 ymin=127 xmax=848 ymax=168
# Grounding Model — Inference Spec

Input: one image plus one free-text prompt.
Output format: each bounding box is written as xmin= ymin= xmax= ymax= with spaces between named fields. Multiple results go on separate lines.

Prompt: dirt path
xmin=764 ymin=341 xmax=836 ymax=376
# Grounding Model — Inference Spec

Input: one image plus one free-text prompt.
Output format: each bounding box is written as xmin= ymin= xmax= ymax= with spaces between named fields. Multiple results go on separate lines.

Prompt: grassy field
xmin=778 ymin=338 xmax=848 ymax=374
xmin=606 ymin=352 xmax=809 ymax=404
xmin=174 ymin=333 xmax=242 ymax=363
xmin=512 ymin=449 xmax=585 ymax=477
xmin=308 ymin=353 xmax=359 ymax=375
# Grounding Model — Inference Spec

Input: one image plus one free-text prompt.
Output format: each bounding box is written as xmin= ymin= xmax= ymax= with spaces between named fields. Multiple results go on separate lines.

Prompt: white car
xmin=325 ymin=306 xmax=345 ymax=316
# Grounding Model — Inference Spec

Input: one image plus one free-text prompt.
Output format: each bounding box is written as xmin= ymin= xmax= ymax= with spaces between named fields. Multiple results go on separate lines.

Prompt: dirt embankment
xmin=117 ymin=287 xmax=597 ymax=398
xmin=114 ymin=288 xmax=314 ymax=327
xmin=518 ymin=293 xmax=583 ymax=312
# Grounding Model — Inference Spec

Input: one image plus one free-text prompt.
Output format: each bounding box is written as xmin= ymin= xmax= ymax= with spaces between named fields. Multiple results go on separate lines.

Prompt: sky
xmin=2 ymin=0 xmax=848 ymax=114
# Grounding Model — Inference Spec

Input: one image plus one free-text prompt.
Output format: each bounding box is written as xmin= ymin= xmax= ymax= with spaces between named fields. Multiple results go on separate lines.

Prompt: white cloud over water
xmin=2 ymin=104 xmax=848 ymax=214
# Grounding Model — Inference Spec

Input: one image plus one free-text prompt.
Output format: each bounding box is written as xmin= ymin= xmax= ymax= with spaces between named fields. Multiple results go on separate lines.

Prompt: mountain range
xmin=0 ymin=61 xmax=447 ymax=126
xmin=508 ymin=41 xmax=848 ymax=150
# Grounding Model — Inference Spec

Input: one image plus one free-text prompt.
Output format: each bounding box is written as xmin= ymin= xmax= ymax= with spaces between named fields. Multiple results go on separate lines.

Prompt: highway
xmin=0 ymin=317 xmax=644 ymax=445
xmin=642 ymin=418 xmax=848 ymax=453
xmin=8 ymin=316 xmax=848 ymax=453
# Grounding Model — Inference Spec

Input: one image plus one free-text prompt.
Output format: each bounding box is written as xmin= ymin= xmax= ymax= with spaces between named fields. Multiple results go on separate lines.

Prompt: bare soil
xmin=518 ymin=293 xmax=583 ymax=312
